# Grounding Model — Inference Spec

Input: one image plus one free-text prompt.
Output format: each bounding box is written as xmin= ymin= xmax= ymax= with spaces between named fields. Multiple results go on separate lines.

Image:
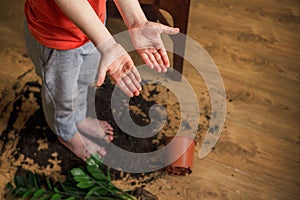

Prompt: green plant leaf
xmin=60 ymin=183 xmax=86 ymax=196
xmin=73 ymin=175 xmax=91 ymax=183
xmin=53 ymin=186 xmax=61 ymax=193
xmin=71 ymin=168 xmax=86 ymax=176
xmin=95 ymin=187 xmax=110 ymax=196
xmin=86 ymin=157 xmax=97 ymax=166
xmin=76 ymin=181 xmax=95 ymax=189
xmin=90 ymin=154 xmax=102 ymax=165
xmin=5 ymin=182 xmax=13 ymax=191
xmin=50 ymin=193 xmax=62 ymax=200
xmin=4 ymin=154 xmax=142 ymax=200
xmin=40 ymin=194 xmax=51 ymax=200
xmin=85 ymin=186 xmax=101 ymax=198
xmin=14 ymin=175 xmax=26 ymax=188
xmin=60 ymin=182 xmax=73 ymax=193
xmin=28 ymin=172 xmax=35 ymax=188
xmin=45 ymin=176 xmax=53 ymax=191
xmin=65 ymin=197 xmax=76 ymax=200
xmin=118 ymin=193 xmax=137 ymax=200
xmin=93 ymin=197 xmax=118 ymax=200
xmin=14 ymin=187 xmax=27 ymax=196
xmin=32 ymin=188 xmax=45 ymax=199
xmin=21 ymin=188 xmax=33 ymax=198
xmin=106 ymin=169 xmax=111 ymax=182
xmin=86 ymin=166 xmax=106 ymax=181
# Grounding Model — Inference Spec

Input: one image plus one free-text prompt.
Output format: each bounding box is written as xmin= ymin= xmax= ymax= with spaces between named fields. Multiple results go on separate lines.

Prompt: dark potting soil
xmin=1 ymin=77 xmax=164 ymax=199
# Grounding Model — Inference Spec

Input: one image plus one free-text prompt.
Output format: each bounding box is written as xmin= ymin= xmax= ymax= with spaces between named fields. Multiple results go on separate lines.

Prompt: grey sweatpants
xmin=24 ymin=21 xmax=101 ymax=141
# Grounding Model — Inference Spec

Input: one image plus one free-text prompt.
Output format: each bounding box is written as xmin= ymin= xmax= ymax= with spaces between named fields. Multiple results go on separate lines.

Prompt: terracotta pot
xmin=165 ymin=136 xmax=195 ymax=175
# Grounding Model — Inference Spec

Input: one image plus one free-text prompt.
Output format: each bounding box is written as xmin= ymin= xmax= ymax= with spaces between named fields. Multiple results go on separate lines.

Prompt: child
xmin=24 ymin=0 xmax=179 ymax=161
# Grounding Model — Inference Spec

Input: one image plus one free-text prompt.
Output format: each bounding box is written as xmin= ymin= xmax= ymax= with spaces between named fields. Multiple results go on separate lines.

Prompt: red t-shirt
xmin=25 ymin=0 xmax=106 ymax=50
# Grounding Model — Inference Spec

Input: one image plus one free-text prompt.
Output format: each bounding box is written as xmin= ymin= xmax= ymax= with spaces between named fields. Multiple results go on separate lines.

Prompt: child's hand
xmin=128 ymin=21 xmax=179 ymax=73
xmin=96 ymin=42 xmax=142 ymax=97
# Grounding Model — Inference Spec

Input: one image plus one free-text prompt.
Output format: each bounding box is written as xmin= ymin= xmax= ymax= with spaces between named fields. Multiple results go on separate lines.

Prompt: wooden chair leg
xmin=167 ymin=1 xmax=191 ymax=81
xmin=169 ymin=17 xmax=189 ymax=80
xmin=141 ymin=4 xmax=159 ymax=22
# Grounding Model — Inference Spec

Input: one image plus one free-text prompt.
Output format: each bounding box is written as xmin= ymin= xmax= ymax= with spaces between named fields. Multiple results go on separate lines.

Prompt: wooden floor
xmin=0 ymin=0 xmax=299 ymax=199
xmin=143 ymin=0 xmax=300 ymax=199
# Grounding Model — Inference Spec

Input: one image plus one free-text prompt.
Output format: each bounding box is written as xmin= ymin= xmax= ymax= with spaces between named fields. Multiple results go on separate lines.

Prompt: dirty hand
xmin=96 ymin=42 xmax=142 ymax=97
xmin=129 ymin=21 xmax=179 ymax=73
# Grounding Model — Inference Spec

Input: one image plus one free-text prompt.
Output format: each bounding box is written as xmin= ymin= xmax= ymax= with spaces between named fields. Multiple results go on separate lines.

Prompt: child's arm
xmin=114 ymin=0 xmax=179 ymax=72
xmin=55 ymin=0 xmax=113 ymax=49
xmin=113 ymin=0 xmax=148 ymax=29
xmin=54 ymin=0 xmax=141 ymax=97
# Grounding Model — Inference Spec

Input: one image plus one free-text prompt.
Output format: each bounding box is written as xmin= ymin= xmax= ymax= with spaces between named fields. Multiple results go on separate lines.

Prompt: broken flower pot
xmin=165 ymin=135 xmax=195 ymax=175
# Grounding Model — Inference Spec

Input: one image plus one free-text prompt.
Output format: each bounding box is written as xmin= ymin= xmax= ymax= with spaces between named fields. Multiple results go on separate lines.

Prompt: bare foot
xmin=77 ymin=118 xmax=114 ymax=141
xmin=58 ymin=132 xmax=106 ymax=161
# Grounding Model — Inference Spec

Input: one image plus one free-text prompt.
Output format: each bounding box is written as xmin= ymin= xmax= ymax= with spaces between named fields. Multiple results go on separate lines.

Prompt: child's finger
xmin=116 ymin=80 xmax=133 ymax=97
xmin=139 ymin=52 xmax=154 ymax=69
xmin=158 ymin=48 xmax=170 ymax=68
xmin=131 ymin=67 xmax=142 ymax=84
xmin=122 ymin=75 xmax=138 ymax=95
xmin=96 ymin=64 xmax=107 ymax=87
xmin=159 ymin=24 xmax=180 ymax=35
xmin=127 ymin=70 xmax=141 ymax=94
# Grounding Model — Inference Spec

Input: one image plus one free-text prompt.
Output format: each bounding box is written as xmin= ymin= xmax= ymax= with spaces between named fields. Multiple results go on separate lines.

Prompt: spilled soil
xmin=0 ymin=67 xmax=205 ymax=199
xmin=1 ymin=0 xmax=300 ymax=199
